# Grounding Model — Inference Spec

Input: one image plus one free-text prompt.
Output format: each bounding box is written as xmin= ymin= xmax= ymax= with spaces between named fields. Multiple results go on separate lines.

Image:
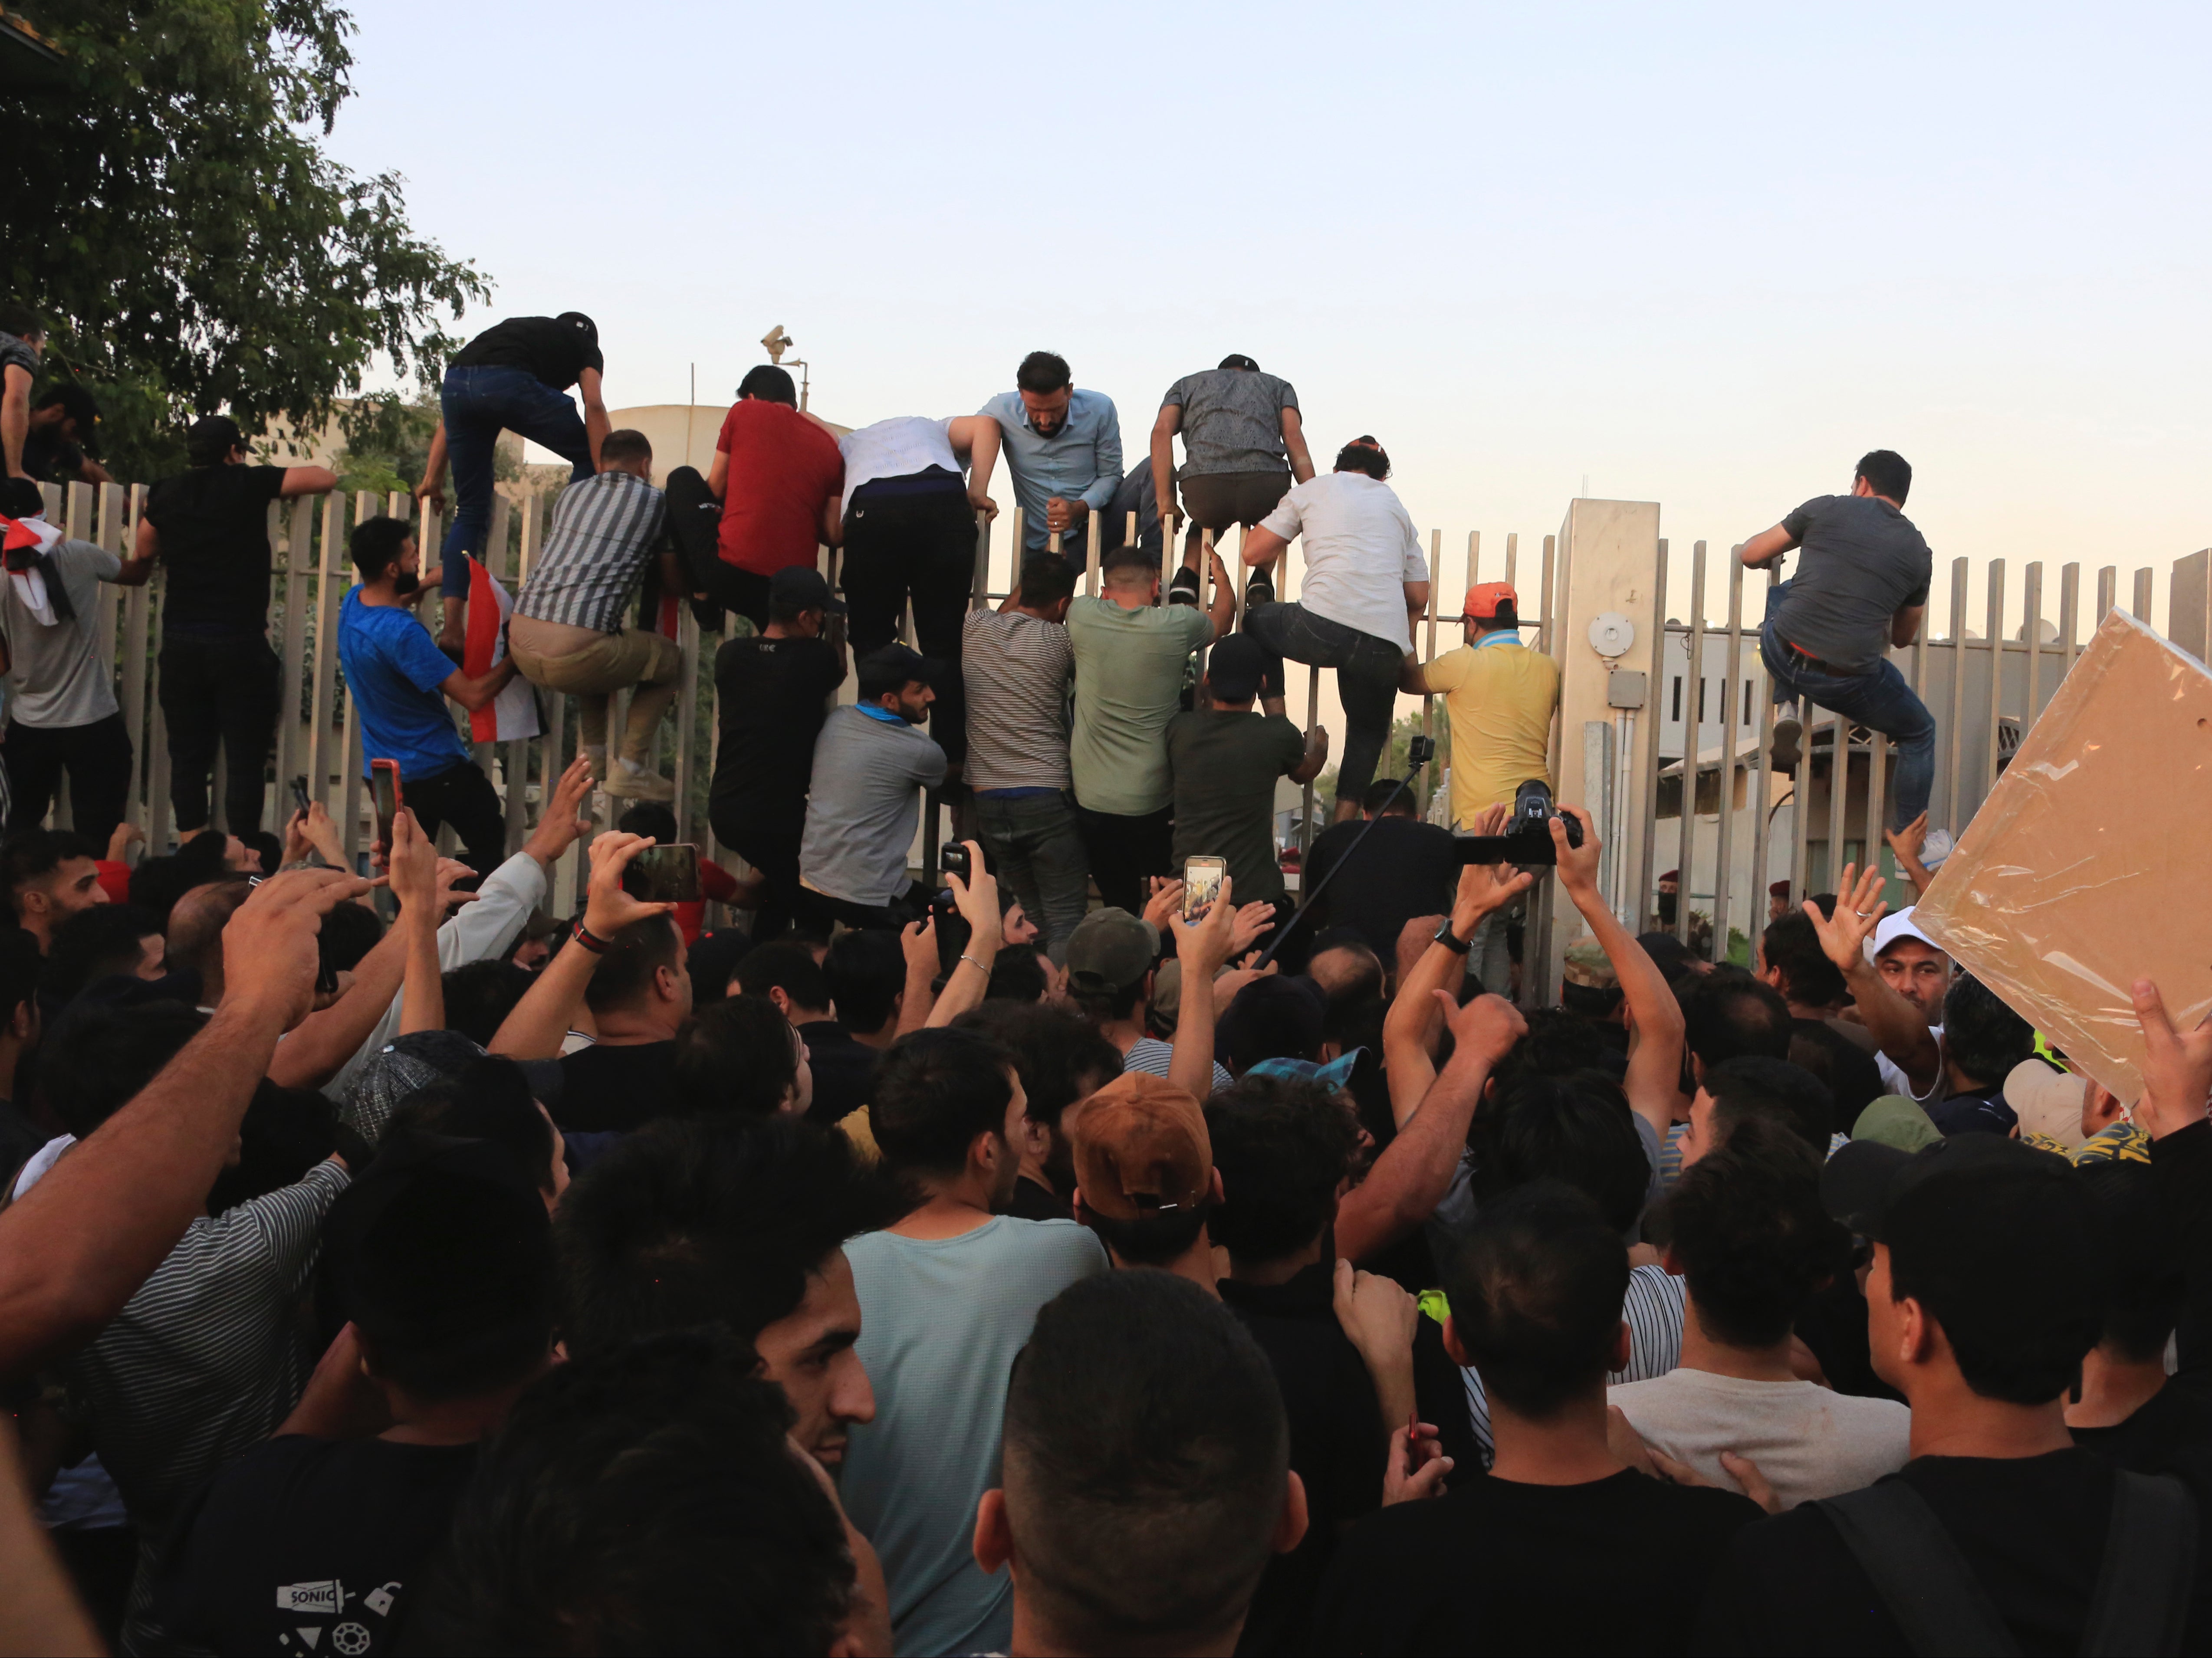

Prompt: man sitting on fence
xmin=508 ymin=428 xmax=683 ymax=803
xmin=1739 ymin=449 xmax=1944 ymax=861
xmin=338 ymin=517 xmax=520 ymax=876
xmin=20 ymin=385 xmax=112 ymax=487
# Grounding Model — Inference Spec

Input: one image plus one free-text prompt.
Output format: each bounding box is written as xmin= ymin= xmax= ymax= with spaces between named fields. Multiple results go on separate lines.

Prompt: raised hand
xmin=222 ymin=867 xmax=378 ymax=1032
xmin=1434 ymin=989 xmax=1528 ymax=1069
xmin=1141 ymin=877 xmax=1186 ymax=933
xmin=580 ymin=831 xmax=674 ymax=941
xmin=1169 ymin=872 xmax=1239 ymax=978
xmin=1551 ymin=804 xmax=1602 ymax=897
xmin=945 ymin=842 xmax=1002 ymax=958
xmin=1803 ymin=863 xmax=1889 ymax=975
xmin=525 ymin=752 xmax=598 ymax=869
xmin=2132 ymin=978 xmax=2212 ymax=1138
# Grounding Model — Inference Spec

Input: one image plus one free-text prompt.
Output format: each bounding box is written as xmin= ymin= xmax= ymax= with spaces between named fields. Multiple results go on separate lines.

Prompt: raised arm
xmin=1243 ymin=524 xmax=1290 ymax=571
xmin=1165 ymin=878 xmax=1241 ymax=1099
xmin=966 ymin=416 xmax=1003 ymax=518
xmin=1083 ymin=402 xmax=1123 ymax=512
xmin=414 ymin=421 xmax=449 ymax=515
xmin=1738 ymin=523 xmax=1798 ymax=571
xmin=577 ymin=367 xmax=609 ymax=469
xmin=1205 ymin=548 xmax=1236 ymax=639
xmin=894 ymin=916 xmax=939 ymax=1036
xmin=114 ymin=513 xmax=160 ymax=587
xmin=1551 ymin=805 xmax=1684 ymax=1142
xmin=924 ymin=845 xmax=1003 ymax=1028
xmin=279 ymin=465 xmax=339 ymax=498
xmin=0 ymin=868 xmax=368 ymax=1372
xmin=1805 ymin=864 xmax=1942 ymax=1093
xmin=492 ymin=833 xmax=673 ymax=1060
xmin=1890 ymin=604 xmax=1925 ymax=649
xmin=440 ymin=653 xmax=518 ymax=714
xmin=1150 ymin=404 xmax=1180 ymax=534
xmin=391 ymin=811 xmax=453 ymax=1036
xmin=1883 ymin=812 xmax=1936 ymax=899
xmin=1280 ymin=406 xmax=1315 ymax=484
xmin=2 ymin=363 xmax=30 ymax=478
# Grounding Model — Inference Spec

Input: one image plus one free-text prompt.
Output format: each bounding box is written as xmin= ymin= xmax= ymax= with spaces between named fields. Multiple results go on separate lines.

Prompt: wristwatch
xmin=1432 ymin=918 xmax=1472 ymax=955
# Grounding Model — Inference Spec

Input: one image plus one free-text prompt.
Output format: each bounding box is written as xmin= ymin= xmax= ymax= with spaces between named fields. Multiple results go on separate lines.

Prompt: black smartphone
xmin=370 ymin=759 xmax=402 ymax=857
xmin=291 ymin=775 xmax=312 ymax=817
xmin=622 ymin=844 xmax=702 ymax=904
xmin=940 ymin=843 xmax=971 ymax=885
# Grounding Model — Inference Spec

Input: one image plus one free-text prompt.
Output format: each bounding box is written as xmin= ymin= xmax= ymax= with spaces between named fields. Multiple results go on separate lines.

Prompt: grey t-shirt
xmin=3 ymin=539 xmax=122 ymax=727
xmin=799 ymin=706 xmax=948 ymax=906
xmin=842 ymin=1218 xmax=1109 ymax=1657
xmin=961 ymin=608 xmax=1072 ymax=792
xmin=1768 ymin=495 xmax=1933 ymax=674
xmin=1163 ymin=368 xmax=1298 ymax=478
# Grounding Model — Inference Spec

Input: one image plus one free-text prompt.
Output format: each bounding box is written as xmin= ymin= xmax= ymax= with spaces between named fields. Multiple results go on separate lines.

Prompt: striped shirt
xmin=59 ymin=1157 xmax=351 ymax=1645
xmin=961 ymin=609 xmax=1073 ymax=792
xmin=1122 ymin=1035 xmax=1233 ymax=1095
xmin=1459 ymin=1263 xmax=1687 ymax=1463
xmin=516 ymin=470 xmax=667 ymax=633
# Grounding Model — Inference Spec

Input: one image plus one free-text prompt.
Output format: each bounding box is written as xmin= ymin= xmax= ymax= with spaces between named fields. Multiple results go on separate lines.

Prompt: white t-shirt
xmin=1876 ymin=1022 xmax=1946 ymax=1103
xmin=838 ymin=416 xmax=961 ymax=510
xmin=1608 ymin=1368 xmax=1911 ymax=1509
xmin=1258 ymin=472 xmax=1429 ymax=650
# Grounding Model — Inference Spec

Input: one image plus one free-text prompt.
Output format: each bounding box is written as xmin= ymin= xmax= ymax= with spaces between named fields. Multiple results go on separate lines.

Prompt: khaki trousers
xmin=509 ymin=621 xmax=683 ymax=763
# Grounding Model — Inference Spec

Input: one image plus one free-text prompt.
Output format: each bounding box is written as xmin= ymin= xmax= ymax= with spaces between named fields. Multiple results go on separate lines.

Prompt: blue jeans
xmin=1243 ymin=600 xmax=1404 ymax=807
xmin=437 ymin=365 xmax=594 ymax=594
xmin=974 ymin=790 xmax=1091 ymax=967
xmin=1760 ymin=611 xmax=1935 ymax=830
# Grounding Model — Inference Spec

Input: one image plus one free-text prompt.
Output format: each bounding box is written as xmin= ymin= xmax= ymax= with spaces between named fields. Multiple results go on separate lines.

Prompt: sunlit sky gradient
xmin=329 ymin=1 xmax=2210 ymax=639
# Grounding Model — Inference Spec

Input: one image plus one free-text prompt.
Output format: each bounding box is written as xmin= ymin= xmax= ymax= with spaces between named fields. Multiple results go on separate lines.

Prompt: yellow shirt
xmin=1423 ymin=638 xmax=1561 ymax=826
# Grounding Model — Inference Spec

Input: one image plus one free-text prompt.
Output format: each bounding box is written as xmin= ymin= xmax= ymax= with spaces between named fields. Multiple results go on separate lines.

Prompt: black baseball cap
xmin=856 ymin=642 xmax=943 ymax=701
xmin=770 ymin=565 xmax=846 ymax=615
xmin=1820 ymin=1131 xmax=2071 ymax=1241
xmin=1206 ymin=634 xmax=1269 ymax=703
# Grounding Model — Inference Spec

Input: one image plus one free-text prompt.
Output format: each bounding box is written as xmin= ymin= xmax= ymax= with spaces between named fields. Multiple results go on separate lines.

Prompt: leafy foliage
xmin=0 ymin=0 xmax=489 ymax=478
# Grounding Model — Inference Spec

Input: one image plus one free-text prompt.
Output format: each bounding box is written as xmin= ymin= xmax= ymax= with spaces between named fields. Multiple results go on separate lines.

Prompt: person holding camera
xmin=798 ymin=643 xmax=948 ymax=931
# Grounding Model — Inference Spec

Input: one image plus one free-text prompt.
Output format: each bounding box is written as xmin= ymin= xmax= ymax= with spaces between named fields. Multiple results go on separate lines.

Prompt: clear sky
xmin=327 ymin=1 xmax=2210 ymax=639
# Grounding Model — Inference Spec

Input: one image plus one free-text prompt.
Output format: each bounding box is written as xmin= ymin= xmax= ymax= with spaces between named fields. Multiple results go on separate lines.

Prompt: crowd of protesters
xmin=0 ymin=303 xmax=2208 ymax=1658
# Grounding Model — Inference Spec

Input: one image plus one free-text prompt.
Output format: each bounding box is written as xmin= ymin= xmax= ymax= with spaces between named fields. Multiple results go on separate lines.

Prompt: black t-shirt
xmin=796 ymin=1019 xmax=875 ymax=1126
xmin=1693 ymin=1448 xmax=2212 ymax=1656
xmin=2072 ymin=1384 xmax=2212 ymax=1477
xmin=1301 ymin=816 xmax=1461 ymax=962
xmin=1789 ymin=1018 xmax=1885 ymax=1133
xmin=1314 ymin=1467 xmax=1760 ymax=1655
xmin=711 ymin=635 xmax=843 ymax=818
xmin=21 ymin=424 xmax=85 ymax=482
xmin=449 ymin=315 xmax=604 ymax=391
xmin=1167 ymin=708 xmax=1305 ymax=905
xmin=153 ymin=1434 xmax=477 ymax=1658
xmin=1007 ymin=1173 xmax=1072 ymax=1223
xmin=554 ymin=1039 xmax=678 ymax=1133
xmin=145 ymin=463 xmax=289 ymax=642
xmin=1219 ymin=1264 xmax=1386 ymax=1655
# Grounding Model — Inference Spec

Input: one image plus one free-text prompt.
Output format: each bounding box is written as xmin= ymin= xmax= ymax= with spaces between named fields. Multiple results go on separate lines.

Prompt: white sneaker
xmin=604 ymin=762 xmax=676 ymax=803
xmin=1919 ymin=828 xmax=1955 ymax=869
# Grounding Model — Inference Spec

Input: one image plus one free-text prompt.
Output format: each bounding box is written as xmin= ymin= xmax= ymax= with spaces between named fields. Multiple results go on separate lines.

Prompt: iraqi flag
xmin=466 ymin=561 xmax=543 ymax=743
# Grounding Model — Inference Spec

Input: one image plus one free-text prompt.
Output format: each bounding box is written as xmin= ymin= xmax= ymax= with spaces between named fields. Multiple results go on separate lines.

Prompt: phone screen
xmin=371 ymin=761 xmax=401 ymax=853
xmin=1183 ymin=856 xmax=1226 ymax=921
xmin=622 ymin=844 xmax=702 ymax=905
xmin=291 ymin=775 xmax=312 ymax=817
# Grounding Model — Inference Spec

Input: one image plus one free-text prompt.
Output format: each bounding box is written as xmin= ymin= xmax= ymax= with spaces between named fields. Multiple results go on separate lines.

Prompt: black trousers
xmin=4 ymin=712 xmax=133 ymax=847
xmin=665 ymin=464 xmax=778 ymax=633
xmin=403 ymin=760 xmax=507 ymax=878
xmin=798 ymin=886 xmax=926 ymax=934
xmin=710 ymin=796 xmax=805 ymax=942
xmin=159 ymin=637 xmax=279 ymax=834
xmin=1074 ymin=802 xmax=1174 ymax=919
xmin=840 ymin=481 xmax=977 ymax=767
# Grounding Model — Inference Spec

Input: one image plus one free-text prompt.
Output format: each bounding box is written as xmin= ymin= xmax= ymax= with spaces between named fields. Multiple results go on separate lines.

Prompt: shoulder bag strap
xmin=2081 ymin=1470 xmax=2199 ymax=1658
xmin=1816 ymin=1482 xmax=2023 ymax=1658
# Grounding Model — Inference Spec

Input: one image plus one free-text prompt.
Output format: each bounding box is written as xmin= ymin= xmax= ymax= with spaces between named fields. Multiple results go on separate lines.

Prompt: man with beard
xmin=968 ymin=351 xmax=1123 ymax=575
xmin=338 ymin=518 xmax=519 ymax=875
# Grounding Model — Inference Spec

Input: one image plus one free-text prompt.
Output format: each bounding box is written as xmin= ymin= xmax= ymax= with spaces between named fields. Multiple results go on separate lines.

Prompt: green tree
xmin=1315 ymin=709 xmax=1452 ymax=808
xmin=0 ymin=0 xmax=489 ymax=479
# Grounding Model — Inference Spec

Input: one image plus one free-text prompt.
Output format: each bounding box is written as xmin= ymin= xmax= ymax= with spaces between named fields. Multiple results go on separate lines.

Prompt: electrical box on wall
xmin=1607 ymin=670 xmax=1647 ymax=709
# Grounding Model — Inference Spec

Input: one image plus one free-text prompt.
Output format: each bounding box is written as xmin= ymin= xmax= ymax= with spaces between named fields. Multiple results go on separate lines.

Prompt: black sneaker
xmin=1768 ymin=717 xmax=1803 ymax=773
xmin=1245 ymin=570 xmax=1277 ymax=609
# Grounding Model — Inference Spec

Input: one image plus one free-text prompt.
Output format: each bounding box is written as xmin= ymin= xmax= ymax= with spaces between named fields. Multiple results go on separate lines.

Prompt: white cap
xmin=1864 ymin=906 xmax=1945 ymax=965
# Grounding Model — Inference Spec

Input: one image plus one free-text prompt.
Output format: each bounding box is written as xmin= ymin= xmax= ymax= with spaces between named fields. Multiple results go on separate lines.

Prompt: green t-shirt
xmin=1167 ymin=707 xmax=1305 ymax=904
xmin=1066 ymin=596 xmax=1213 ymax=816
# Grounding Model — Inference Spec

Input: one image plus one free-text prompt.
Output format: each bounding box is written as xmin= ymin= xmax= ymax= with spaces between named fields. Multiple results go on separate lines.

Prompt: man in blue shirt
xmin=970 ymin=352 xmax=1121 ymax=575
xmin=338 ymin=518 xmax=521 ymax=876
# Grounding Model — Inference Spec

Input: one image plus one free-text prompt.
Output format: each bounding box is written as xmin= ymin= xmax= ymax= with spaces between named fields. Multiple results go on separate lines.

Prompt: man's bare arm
xmin=1552 ymin=805 xmax=1685 ymax=1141
xmin=1891 ymin=604 xmax=1925 ymax=649
xmin=577 ymin=367 xmax=609 ymax=469
xmin=1739 ymin=524 xmax=1797 ymax=571
xmin=1280 ymin=406 xmax=1315 ymax=483
xmin=492 ymin=833 xmax=672 ymax=1060
xmin=1150 ymin=405 xmax=1180 ymax=536
xmin=1808 ymin=864 xmax=1941 ymax=1090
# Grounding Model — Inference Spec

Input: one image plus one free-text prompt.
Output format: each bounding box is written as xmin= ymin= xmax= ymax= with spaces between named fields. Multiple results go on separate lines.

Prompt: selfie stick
xmin=1252 ymin=738 xmax=1435 ymax=970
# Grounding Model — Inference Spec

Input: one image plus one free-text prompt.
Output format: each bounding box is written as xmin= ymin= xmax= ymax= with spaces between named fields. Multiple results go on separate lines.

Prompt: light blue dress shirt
xmin=977 ymin=388 xmax=1123 ymax=551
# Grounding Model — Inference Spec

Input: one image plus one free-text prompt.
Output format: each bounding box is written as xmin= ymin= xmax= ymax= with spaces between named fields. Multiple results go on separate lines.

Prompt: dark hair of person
xmin=1441 ymin=1180 xmax=1630 ymax=1419
xmin=869 ymin=1026 xmax=1015 ymax=1177
xmin=985 ymin=943 xmax=1048 ymax=1004
xmin=554 ymin=1116 xmax=902 ymax=1356
xmin=0 ymin=926 xmax=41 ymax=1027
xmin=33 ymin=383 xmax=97 ymax=426
xmin=1855 ymin=449 xmax=1912 ymax=506
xmin=2079 ymin=1161 xmax=2183 ymax=1364
xmin=1805 ymin=892 xmax=1840 ymax=919
xmin=42 ymin=904 xmax=162 ymax=1005
xmin=183 ymin=414 xmax=243 ymax=467
xmin=766 ymin=594 xmax=818 ymax=626
xmin=0 ymin=304 xmax=48 ymax=339
xmin=955 ymin=1001 xmax=1121 ymax=1134
xmin=164 ymin=877 xmax=251 ymax=982
xmin=1016 ymin=553 xmax=1077 ymax=608
xmin=1332 ymin=436 xmax=1390 ymax=479
xmin=1016 ymin=351 xmax=1072 ymax=394
xmin=1204 ymin=1085 xmax=1358 ymax=1265
xmin=206 ymin=1080 xmax=340 ymax=1214
xmin=1703 ymin=1055 xmax=1832 ymax=1156
xmin=1308 ymin=931 xmax=1384 ymax=1002
xmin=1084 ymin=1199 xmax=1215 ymax=1267
xmin=856 ymin=653 xmax=920 ymax=706
xmin=442 ymin=960 xmax=535 ymax=1048
xmin=1468 ymin=1072 xmax=1649 ymax=1236
xmin=1942 ymin=973 xmax=2035 ymax=1088
xmin=348 ymin=515 xmax=414 ymax=579
xmin=672 ymin=996 xmax=801 ymax=1117
xmin=1883 ymin=1154 xmax=2102 ymax=1405
xmin=1069 ymin=963 xmax=1150 ymax=1025
xmin=614 ymin=802 xmax=678 ymax=843
xmin=1561 ymin=979 xmax=1625 ymax=1021
xmin=1490 ymin=1005 xmax=1614 ymax=1093
xmin=401 ymin=1328 xmax=854 ymax=1655
xmin=1101 ymin=541 xmax=1159 ymax=581
xmin=0 ymin=827 xmax=99 ymax=916
xmin=1760 ymin=910 xmax=1847 ymax=1008
xmin=386 ymin=1057 xmax=559 ymax=1198
xmin=1477 ymin=606 xmax=1520 ymax=633
xmin=318 ymin=898 xmax=385 ymax=972
xmin=1635 ymin=931 xmax=1700 ymax=985
xmin=597 ymin=428 xmax=651 ymax=466
xmin=1663 ymin=1120 xmax=1850 ymax=1348
xmin=582 ymin=913 xmax=682 ymax=1014
xmin=1680 ymin=968 xmax=1793 ymax=1069
xmin=737 ymin=364 xmax=798 ymax=404
xmin=43 ymin=999 xmax=209 ymax=1138
xmin=1217 ymin=977 xmax=1326 ymax=1073
xmin=822 ymin=927 xmax=904 ymax=1034
xmin=733 ymin=940 xmax=830 ymax=1014
xmin=1361 ymin=775 xmax=1415 ymax=814
xmin=1002 ymin=1271 xmax=1288 ymax=1651
xmin=126 ymin=832 xmax=235 ymax=923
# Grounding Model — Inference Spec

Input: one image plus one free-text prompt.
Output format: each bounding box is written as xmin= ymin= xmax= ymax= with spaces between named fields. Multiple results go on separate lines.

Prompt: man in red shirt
xmin=698 ymin=366 xmax=844 ymax=630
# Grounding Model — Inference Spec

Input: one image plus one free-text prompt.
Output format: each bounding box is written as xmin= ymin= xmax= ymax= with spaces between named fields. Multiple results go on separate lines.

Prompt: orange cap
xmin=1069 ymin=1072 xmax=1211 ymax=1221
xmin=1461 ymin=582 xmax=1518 ymax=622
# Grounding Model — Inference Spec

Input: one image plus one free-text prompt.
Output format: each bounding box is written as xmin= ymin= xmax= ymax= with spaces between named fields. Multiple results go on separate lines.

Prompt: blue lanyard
xmin=856 ymin=703 xmax=905 ymax=725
